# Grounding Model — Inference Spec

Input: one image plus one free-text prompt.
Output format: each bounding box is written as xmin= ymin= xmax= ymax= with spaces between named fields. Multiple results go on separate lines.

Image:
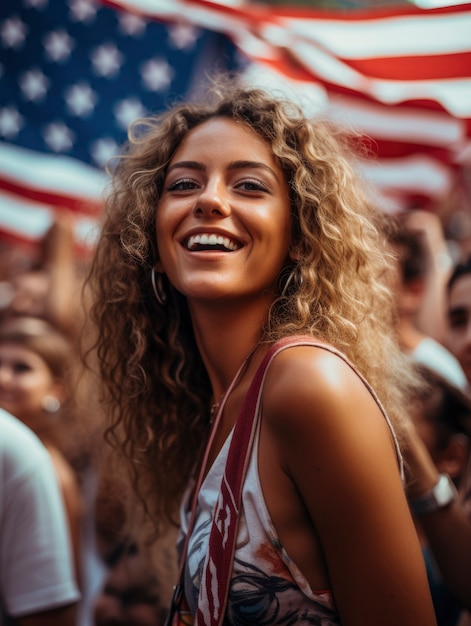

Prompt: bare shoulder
xmin=263 ymin=344 xmax=380 ymax=426
xmin=261 ymin=343 xmax=396 ymax=465
xmin=258 ymin=348 xmax=434 ymax=626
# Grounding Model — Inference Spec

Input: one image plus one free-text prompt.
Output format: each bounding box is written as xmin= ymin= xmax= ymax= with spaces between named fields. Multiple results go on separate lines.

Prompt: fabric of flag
xmin=1 ymin=0 xmax=470 ymax=249
xmin=0 ymin=0 xmax=240 ymax=249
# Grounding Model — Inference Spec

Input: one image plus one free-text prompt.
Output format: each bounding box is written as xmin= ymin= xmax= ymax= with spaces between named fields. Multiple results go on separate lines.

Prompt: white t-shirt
xmin=0 ymin=409 xmax=80 ymax=624
xmin=412 ymin=337 xmax=469 ymax=392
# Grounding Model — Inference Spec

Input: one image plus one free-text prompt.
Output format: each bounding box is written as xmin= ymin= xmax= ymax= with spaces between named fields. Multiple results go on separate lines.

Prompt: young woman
xmin=0 ymin=315 xmax=83 ymax=586
xmin=86 ymin=78 xmax=437 ymax=625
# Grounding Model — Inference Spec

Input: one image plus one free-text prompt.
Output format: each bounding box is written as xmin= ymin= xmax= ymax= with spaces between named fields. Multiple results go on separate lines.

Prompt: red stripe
xmin=365 ymin=138 xmax=459 ymax=163
xmin=345 ymin=52 xmax=471 ymax=81
xmin=269 ymin=2 xmax=471 ymax=20
xmin=0 ymin=177 xmax=103 ymax=216
xmin=255 ymin=55 xmax=471 ymax=123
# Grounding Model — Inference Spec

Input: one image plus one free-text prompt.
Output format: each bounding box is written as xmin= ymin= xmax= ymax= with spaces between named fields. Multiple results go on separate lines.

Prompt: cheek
xmin=23 ymin=373 xmax=54 ymax=397
xmin=447 ymin=330 xmax=465 ymax=352
xmin=11 ymin=373 xmax=35 ymax=391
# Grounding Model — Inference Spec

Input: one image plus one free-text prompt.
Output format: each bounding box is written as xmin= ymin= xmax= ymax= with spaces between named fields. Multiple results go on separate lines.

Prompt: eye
xmin=166 ymin=177 xmax=199 ymax=192
xmin=13 ymin=361 xmax=32 ymax=374
xmin=236 ymin=178 xmax=269 ymax=192
xmin=448 ymin=310 xmax=468 ymax=330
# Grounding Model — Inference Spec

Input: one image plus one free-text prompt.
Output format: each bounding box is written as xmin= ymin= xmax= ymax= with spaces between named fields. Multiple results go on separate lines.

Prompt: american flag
xmin=1 ymin=0 xmax=470 ymax=250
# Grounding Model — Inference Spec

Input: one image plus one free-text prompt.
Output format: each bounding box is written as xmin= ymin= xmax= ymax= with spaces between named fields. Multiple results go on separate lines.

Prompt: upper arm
xmin=263 ymin=346 xmax=435 ymax=625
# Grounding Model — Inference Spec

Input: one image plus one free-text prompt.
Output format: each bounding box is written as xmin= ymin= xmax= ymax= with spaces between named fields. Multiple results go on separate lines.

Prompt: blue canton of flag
xmin=0 ymin=0 xmax=240 ymax=245
xmin=0 ymin=0 xmax=240 ymax=167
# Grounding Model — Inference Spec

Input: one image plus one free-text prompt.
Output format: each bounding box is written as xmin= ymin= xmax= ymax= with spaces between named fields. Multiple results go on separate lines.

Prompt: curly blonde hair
xmin=85 ymin=75 xmax=416 ymax=529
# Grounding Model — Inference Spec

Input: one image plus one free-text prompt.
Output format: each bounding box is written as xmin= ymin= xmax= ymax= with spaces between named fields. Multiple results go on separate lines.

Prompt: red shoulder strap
xmin=197 ymin=337 xmax=321 ymax=626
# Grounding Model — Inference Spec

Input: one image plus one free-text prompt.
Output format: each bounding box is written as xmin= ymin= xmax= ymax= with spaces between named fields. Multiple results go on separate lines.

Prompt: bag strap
xmin=165 ymin=347 xmax=258 ymax=626
xmin=197 ymin=337 xmax=311 ymax=626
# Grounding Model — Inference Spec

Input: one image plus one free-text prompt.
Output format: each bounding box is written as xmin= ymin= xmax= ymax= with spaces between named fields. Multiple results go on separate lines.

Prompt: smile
xmin=186 ymin=233 xmax=241 ymax=252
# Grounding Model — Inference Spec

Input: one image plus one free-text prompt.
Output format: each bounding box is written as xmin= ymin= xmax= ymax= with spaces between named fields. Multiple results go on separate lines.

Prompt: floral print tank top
xmin=179 ymin=426 xmax=341 ymax=625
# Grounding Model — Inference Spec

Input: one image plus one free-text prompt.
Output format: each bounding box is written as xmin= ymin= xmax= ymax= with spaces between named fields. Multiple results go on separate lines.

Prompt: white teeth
xmin=187 ymin=233 xmax=239 ymax=251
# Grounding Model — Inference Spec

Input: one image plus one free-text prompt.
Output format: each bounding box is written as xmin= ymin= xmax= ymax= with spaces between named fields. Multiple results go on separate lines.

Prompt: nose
xmin=194 ymin=177 xmax=230 ymax=218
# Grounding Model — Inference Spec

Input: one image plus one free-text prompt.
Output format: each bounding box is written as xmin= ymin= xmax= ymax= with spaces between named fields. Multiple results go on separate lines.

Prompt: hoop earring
xmin=41 ymin=395 xmax=61 ymax=413
xmin=280 ymin=265 xmax=303 ymax=297
xmin=151 ymin=267 xmax=167 ymax=306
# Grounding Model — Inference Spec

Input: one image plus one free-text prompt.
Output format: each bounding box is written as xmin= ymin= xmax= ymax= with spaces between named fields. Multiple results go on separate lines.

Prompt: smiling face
xmin=155 ymin=117 xmax=292 ymax=307
xmin=0 ymin=343 xmax=61 ymax=431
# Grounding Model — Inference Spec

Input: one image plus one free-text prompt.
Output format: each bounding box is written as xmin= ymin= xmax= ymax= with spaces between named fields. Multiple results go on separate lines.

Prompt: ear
xmin=435 ymin=434 xmax=470 ymax=480
xmin=154 ymin=260 xmax=165 ymax=274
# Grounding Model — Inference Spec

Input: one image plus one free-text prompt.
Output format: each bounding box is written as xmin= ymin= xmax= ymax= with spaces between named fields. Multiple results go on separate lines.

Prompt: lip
xmin=180 ymin=228 xmax=243 ymax=252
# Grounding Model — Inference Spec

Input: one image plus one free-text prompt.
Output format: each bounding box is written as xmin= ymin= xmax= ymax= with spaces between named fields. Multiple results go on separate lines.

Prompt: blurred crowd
xmin=0 ymin=202 xmax=470 ymax=625
xmin=0 ymin=212 xmax=178 ymax=626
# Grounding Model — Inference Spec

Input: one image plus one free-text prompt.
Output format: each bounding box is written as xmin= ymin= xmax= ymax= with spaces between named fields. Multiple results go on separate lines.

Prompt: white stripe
xmin=0 ymin=191 xmax=99 ymax=245
xmin=413 ymin=0 xmax=471 ymax=7
xmin=328 ymin=96 xmax=466 ymax=146
xmin=108 ymin=0 xmax=249 ymax=34
xmin=361 ymin=155 xmax=453 ymax=194
xmin=0 ymin=142 xmax=107 ymax=201
xmin=276 ymin=11 xmax=471 ymax=58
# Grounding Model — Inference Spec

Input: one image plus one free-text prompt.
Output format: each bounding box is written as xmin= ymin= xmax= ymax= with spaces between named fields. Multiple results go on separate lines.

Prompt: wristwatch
xmin=409 ymin=473 xmax=458 ymax=516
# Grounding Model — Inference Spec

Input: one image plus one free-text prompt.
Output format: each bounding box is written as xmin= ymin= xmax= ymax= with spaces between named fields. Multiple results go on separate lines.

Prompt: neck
xmin=188 ymin=298 xmax=270 ymax=402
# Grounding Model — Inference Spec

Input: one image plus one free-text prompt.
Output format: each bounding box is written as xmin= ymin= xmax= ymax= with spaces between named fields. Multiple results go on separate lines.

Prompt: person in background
xmin=442 ymin=255 xmax=471 ymax=626
xmin=0 ymin=217 xmax=113 ymax=626
xmin=0 ymin=316 xmax=83 ymax=586
xmin=386 ymin=214 xmax=471 ymax=624
xmin=404 ymin=366 xmax=471 ymax=625
xmin=403 ymin=210 xmax=456 ymax=346
xmin=386 ymin=214 xmax=468 ymax=392
xmin=85 ymin=77 xmax=436 ymax=625
xmin=0 ymin=212 xmax=84 ymax=340
xmin=446 ymin=256 xmax=471 ymax=388
xmin=0 ymin=407 xmax=79 ymax=625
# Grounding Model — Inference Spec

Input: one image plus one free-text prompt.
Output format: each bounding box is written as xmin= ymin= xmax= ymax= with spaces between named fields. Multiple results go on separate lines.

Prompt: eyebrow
xmin=166 ymin=160 xmax=280 ymax=180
